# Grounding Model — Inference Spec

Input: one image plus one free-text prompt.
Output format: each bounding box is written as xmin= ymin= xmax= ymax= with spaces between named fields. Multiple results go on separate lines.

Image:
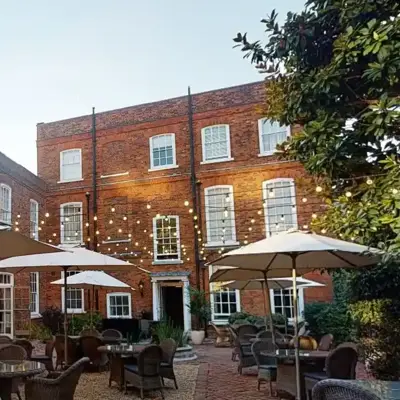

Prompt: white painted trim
xmin=29 ymin=199 xmax=39 ymax=240
xmin=204 ymin=241 xmax=239 ymax=248
xmin=204 ymin=185 xmax=237 ymax=245
xmin=59 ymin=148 xmax=82 ymax=183
xmin=152 ymin=215 xmax=181 ymax=262
xmin=61 ymin=271 xmax=85 ymax=314
xmin=57 ymin=179 xmax=85 ymax=184
xmin=100 ymin=171 xmax=129 ymax=178
xmin=0 ymin=184 xmax=12 ymax=225
xmin=0 ymin=273 xmax=14 ymax=337
xmin=270 ymin=287 xmax=304 ymax=325
xmin=152 ymin=260 xmax=183 ymax=265
xmin=106 ymin=292 xmax=132 ymax=319
xmin=60 ymin=202 xmax=83 ymax=245
xmin=201 ymin=124 xmax=232 ymax=163
xmin=149 ymin=133 xmax=177 ymax=170
xmin=29 ymin=272 xmax=40 ymax=316
xmin=258 ymin=118 xmax=291 ymax=156
xmin=148 ymin=165 xmax=179 ymax=172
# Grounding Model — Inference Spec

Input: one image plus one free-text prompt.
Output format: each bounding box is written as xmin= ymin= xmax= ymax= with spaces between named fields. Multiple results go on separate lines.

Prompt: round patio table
xmin=249 ymin=337 xmax=290 ymax=349
xmin=98 ymin=344 xmax=146 ymax=390
xmin=0 ymin=360 xmax=45 ymax=400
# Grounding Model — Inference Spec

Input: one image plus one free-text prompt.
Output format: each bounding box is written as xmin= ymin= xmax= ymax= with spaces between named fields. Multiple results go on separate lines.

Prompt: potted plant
xmin=187 ymin=287 xmax=211 ymax=345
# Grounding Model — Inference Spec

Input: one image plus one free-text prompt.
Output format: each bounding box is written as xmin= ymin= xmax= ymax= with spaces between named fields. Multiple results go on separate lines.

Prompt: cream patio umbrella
xmin=209 ymin=230 xmax=381 ymax=400
xmin=0 ymin=247 xmax=137 ymax=363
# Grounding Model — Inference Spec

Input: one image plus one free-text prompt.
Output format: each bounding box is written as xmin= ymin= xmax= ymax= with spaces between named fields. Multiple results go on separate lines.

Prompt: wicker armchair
xmin=159 ymin=338 xmax=178 ymax=389
xmin=15 ymin=339 xmax=34 ymax=358
xmin=31 ymin=340 xmax=55 ymax=371
xmin=124 ymin=345 xmax=164 ymax=399
xmin=237 ymin=324 xmax=258 ymax=342
xmin=256 ymin=330 xmax=273 ymax=340
xmin=102 ymin=329 xmax=123 ymax=339
xmin=318 ymin=334 xmax=334 ymax=351
xmin=79 ymin=336 xmax=108 ymax=370
xmin=25 ymin=357 xmax=89 ymax=400
xmin=210 ymin=323 xmax=231 ymax=347
xmin=0 ymin=335 xmax=12 ymax=344
xmin=80 ymin=328 xmax=100 ymax=337
xmin=312 ymin=380 xmax=381 ymax=400
xmin=54 ymin=335 xmax=78 ymax=368
xmin=251 ymin=339 xmax=277 ymax=394
xmin=228 ymin=326 xmax=239 ymax=361
xmin=304 ymin=344 xmax=358 ymax=400
xmin=237 ymin=337 xmax=256 ymax=375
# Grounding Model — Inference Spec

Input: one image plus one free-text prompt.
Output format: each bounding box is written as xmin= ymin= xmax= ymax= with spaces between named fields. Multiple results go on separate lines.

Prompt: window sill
xmin=100 ymin=172 xmax=129 ymax=179
xmin=200 ymin=157 xmax=234 ymax=165
xmin=148 ymin=165 xmax=179 ymax=172
xmin=30 ymin=313 xmax=42 ymax=319
xmin=107 ymin=316 xmax=132 ymax=319
xmin=204 ymin=241 xmax=240 ymax=248
xmin=210 ymin=319 xmax=229 ymax=326
xmin=152 ymin=260 xmax=183 ymax=265
xmin=57 ymin=178 xmax=84 ymax=184
xmin=63 ymin=310 xmax=85 ymax=314
xmin=258 ymin=152 xmax=275 ymax=157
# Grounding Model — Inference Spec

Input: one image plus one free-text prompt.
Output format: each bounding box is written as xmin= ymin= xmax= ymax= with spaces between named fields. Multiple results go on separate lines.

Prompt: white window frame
xmin=149 ymin=134 xmax=178 ymax=171
xmin=152 ymin=215 xmax=182 ymax=264
xmin=270 ymin=288 xmax=304 ymax=325
xmin=61 ymin=271 xmax=84 ymax=314
xmin=29 ymin=272 xmax=40 ymax=317
xmin=0 ymin=273 xmax=14 ymax=337
xmin=201 ymin=124 xmax=234 ymax=164
xmin=106 ymin=292 xmax=132 ymax=319
xmin=60 ymin=202 xmax=83 ymax=245
xmin=29 ymin=199 xmax=39 ymax=240
xmin=0 ymin=184 xmax=12 ymax=225
xmin=59 ymin=149 xmax=83 ymax=183
xmin=204 ymin=185 xmax=238 ymax=247
xmin=258 ymin=118 xmax=291 ymax=156
xmin=263 ymin=178 xmax=298 ymax=237
xmin=208 ymin=265 xmax=240 ymax=325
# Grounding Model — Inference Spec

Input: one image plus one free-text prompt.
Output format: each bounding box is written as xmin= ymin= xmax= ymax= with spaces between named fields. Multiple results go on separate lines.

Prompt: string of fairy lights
xmin=7 ymin=173 xmax=400 ymax=265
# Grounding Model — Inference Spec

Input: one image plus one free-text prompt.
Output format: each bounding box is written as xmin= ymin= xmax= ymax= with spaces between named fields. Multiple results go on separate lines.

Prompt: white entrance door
xmin=0 ymin=274 xmax=13 ymax=337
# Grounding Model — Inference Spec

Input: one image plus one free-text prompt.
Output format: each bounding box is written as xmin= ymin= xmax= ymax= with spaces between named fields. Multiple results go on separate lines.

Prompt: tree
xmin=233 ymin=0 xmax=400 ymax=379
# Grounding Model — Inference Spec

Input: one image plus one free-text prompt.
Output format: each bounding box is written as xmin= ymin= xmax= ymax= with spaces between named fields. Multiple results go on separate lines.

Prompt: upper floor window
xmin=29 ymin=200 xmax=39 ymax=240
xmin=153 ymin=215 xmax=181 ymax=263
xmin=263 ymin=178 xmax=298 ymax=236
xmin=201 ymin=125 xmax=233 ymax=164
xmin=0 ymin=184 xmax=11 ymax=225
xmin=60 ymin=202 xmax=83 ymax=244
xmin=60 ymin=149 xmax=82 ymax=182
xmin=149 ymin=134 xmax=177 ymax=171
xmin=258 ymin=119 xmax=290 ymax=156
xmin=204 ymin=185 xmax=238 ymax=246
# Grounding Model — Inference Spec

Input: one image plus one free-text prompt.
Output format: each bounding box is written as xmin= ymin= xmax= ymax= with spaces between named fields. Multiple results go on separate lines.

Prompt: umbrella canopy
xmin=221 ymin=277 xmax=325 ymax=291
xmin=51 ymin=270 xmax=132 ymax=290
xmin=0 ymin=229 xmax=66 ymax=260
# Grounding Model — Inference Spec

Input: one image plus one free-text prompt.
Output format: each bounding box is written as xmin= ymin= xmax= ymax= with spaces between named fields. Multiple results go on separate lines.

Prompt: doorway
xmin=0 ymin=274 xmax=13 ymax=337
xmin=161 ymin=284 xmax=184 ymax=328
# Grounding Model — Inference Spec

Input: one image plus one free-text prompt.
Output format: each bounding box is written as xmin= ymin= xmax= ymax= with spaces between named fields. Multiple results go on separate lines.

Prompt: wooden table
xmin=98 ymin=344 xmax=146 ymax=390
xmin=261 ymin=349 xmax=329 ymax=399
xmin=0 ymin=360 xmax=45 ymax=400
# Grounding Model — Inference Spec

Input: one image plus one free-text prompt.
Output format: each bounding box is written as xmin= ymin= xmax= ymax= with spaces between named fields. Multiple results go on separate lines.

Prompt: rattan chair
xmin=159 ymin=338 xmax=178 ymax=389
xmin=0 ymin=344 xmax=28 ymax=400
xmin=318 ymin=334 xmax=334 ymax=351
xmin=79 ymin=336 xmax=108 ymax=370
xmin=25 ymin=357 xmax=89 ymax=400
xmin=80 ymin=328 xmax=100 ymax=337
xmin=102 ymin=329 xmax=123 ymax=339
xmin=124 ymin=345 xmax=164 ymax=399
xmin=31 ymin=340 xmax=55 ymax=371
xmin=228 ymin=326 xmax=239 ymax=361
xmin=237 ymin=324 xmax=258 ymax=342
xmin=237 ymin=337 xmax=256 ymax=375
xmin=54 ymin=335 xmax=78 ymax=368
xmin=304 ymin=344 xmax=359 ymax=400
xmin=312 ymin=379 xmax=381 ymax=400
xmin=256 ymin=330 xmax=273 ymax=340
xmin=0 ymin=335 xmax=12 ymax=344
xmin=251 ymin=339 xmax=277 ymax=394
xmin=15 ymin=339 xmax=35 ymax=358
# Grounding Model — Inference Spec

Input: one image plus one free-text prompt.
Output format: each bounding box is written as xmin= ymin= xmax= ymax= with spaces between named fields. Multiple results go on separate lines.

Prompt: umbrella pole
xmin=262 ymin=272 xmax=276 ymax=346
xmin=261 ymin=280 xmax=268 ymax=327
xmin=291 ymin=255 xmax=301 ymax=400
xmin=91 ymin=285 xmax=95 ymax=326
xmin=63 ymin=266 xmax=69 ymax=367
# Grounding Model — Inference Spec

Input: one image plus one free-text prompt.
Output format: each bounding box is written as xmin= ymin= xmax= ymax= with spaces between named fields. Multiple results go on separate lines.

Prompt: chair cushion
xmin=124 ymin=364 xmax=139 ymax=374
xmin=303 ymin=371 xmax=327 ymax=381
xmin=160 ymin=362 xmax=170 ymax=368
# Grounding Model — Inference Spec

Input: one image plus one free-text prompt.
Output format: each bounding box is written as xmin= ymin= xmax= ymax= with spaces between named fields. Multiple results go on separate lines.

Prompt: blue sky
xmin=0 ymin=0 xmax=303 ymax=173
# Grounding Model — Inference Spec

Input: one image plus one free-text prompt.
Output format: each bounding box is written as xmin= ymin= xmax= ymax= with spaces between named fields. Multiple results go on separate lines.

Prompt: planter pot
xmin=191 ymin=330 xmax=205 ymax=345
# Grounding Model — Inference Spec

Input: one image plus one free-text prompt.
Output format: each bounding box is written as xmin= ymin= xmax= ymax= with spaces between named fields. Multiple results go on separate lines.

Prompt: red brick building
xmin=1 ymin=81 xmax=332 ymax=336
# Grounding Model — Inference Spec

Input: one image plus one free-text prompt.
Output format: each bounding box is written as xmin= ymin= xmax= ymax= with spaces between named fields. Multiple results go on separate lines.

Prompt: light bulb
xmin=94 ymin=216 xmax=98 ymax=221
xmin=392 ymin=189 xmax=398 ymax=195
xmin=85 ymin=222 xmax=89 ymax=227
xmin=45 ymin=212 xmax=49 ymax=218
xmin=111 ymin=207 xmax=115 ymax=212
xmin=312 ymin=214 xmax=317 ymax=219
xmin=96 ymin=230 xmax=99 ymax=235
xmin=128 ymin=233 xmax=132 ymax=238
xmin=118 ymin=229 xmax=122 ymax=233
xmin=107 ymin=236 xmax=111 ymax=240
xmin=123 ymin=216 xmax=127 ymax=221
xmin=366 ymin=179 xmax=373 ymax=185
xmin=257 ymin=210 xmax=262 ymax=215
xmin=316 ymin=186 xmax=322 ymax=193
xmin=189 ymin=209 xmax=193 ymax=214
xmin=321 ymin=229 xmax=327 ymax=234
xmin=345 ymin=191 xmax=352 ymax=198
xmin=251 ymin=219 xmax=255 ymax=224
xmin=184 ymin=201 xmax=189 ymax=206
xmin=302 ymin=198 xmax=307 ymax=203
xmin=109 ymin=219 xmax=113 ymax=224
xmin=146 ymin=204 xmax=151 ymax=209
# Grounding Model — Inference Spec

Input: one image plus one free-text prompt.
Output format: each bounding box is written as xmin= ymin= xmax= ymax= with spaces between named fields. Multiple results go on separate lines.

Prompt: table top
xmin=340 ymin=380 xmax=400 ymax=400
xmin=0 ymin=361 xmax=45 ymax=378
xmin=261 ymin=349 xmax=329 ymax=360
xmin=69 ymin=335 xmax=126 ymax=344
xmin=98 ymin=344 xmax=146 ymax=355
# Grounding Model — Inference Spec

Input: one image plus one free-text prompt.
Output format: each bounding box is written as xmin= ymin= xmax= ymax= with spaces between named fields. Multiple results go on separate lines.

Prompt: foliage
xmin=41 ymin=306 xmax=63 ymax=335
xmin=22 ymin=322 xmax=52 ymax=341
xmin=228 ymin=311 xmax=287 ymax=327
xmin=187 ymin=287 xmax=211 ymax=330
xmin=68 ymin=312 xmax=102 ymax=335
xmin=152 ymin=319 xmax=188 ymax=348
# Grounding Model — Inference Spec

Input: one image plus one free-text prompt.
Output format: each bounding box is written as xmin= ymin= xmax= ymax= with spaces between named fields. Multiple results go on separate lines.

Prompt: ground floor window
xmin=270 ymin=288 xmax=304 ymax=324
xmin=107 ymin=292 xmax=132 ymax=318
xmin=29 ymin=272 xmax=39 ymax=315
xmin=61 ymin=271 xmax=84 ymax=313
xmin=0 ymin=273 xmax=13 ymax=336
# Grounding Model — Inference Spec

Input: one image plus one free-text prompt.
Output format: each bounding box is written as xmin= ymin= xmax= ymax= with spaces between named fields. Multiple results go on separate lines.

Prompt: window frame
xmin=258 ymin=118 xmax=291 ymax=156
xmin=29 ymin=272 xmax=40 ymax=316
xmin=0 ymin=184 xmax=12 ymax=225
xmin=59 ymin=149 xmax=83 ymax=183
xmin=270 ymin=288 xmax=304 ymax=325
xmin=201 ymin=124 xmax=233 ymax=164
xmin=152 ymin=215 xmax=182 ymax=264
xmin=61 ymin=271 xmax=85 ymax=314
xmin=204 ymin=185 xmax=238 ymax=247
xmin=29 ymin=199 xmax=39 ymax=240
xmin=60 ymin=202 xmax=83 ymax=245
xmin=149 ymin=134 xmax=178 ymax=171
xmin=106 ymin=292 xmax=132 ymax=319
xmin=262 ymin=178 xmax=298 ymax=237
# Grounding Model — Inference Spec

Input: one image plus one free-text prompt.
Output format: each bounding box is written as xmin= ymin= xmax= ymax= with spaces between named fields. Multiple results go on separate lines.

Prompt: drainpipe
xmin=188 ymin=87 xmax=201 ymax=290
xmin=91 ymin=107 xmax=98 ymax=251
xmin=85 ymin=192 xmax=91 ymax=250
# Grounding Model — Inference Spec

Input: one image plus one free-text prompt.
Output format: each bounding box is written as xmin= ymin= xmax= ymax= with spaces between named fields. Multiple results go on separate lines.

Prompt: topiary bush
xmin=42 ymin=306 xmax=63 ymax=334
xmin=228 ymin=311 xmax=287 ymax=327
xmin=68 ymin=312 xmax=102 ymax=335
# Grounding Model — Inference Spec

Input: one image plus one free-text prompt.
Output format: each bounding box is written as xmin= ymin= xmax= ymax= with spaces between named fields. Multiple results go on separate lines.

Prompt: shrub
xmin=21 ymin=322 xmax=52 ymax=341
xmin=152 ymin=319 xmax=188 ymax=347
xmin=68 ymin=312 xmax=102 ymax=335
xmin=187 ymin=287 xmax=211 ymax=329
xmin=228 ymin=311 xmax=286 ymax=327
xmin=42 ymin=306 xmax=63 ymax=334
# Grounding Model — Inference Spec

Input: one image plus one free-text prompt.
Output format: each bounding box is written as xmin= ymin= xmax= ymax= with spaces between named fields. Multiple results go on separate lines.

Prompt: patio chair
xmin=0 ymin=344 xmax=28 ymax=400
xmin=79 ymin=336 xmax=108 ymax=370
xmin=80 ymin=327 xmax=100 ymax=337
xmin=210 ymin=323 xmax=231 ymax=347
xmin=15 ymin=338 xmax=34 ymax=358
xmin=124 ymin=344 xmax=164 ymax=399
xmin=251 ymin=339 xmax=277 ymax=395
xmin=25 ymin=357 xmax=89 ymax=400
xmin=102 ymin=328 xmax=123 ymax=340
xmin=318 ymin=334 xmax=334 ymax=351
xmin=228 ymin=326 xmax=239 ymax=361
xmin=237 ymin=338 xmax=256 ymax=375
xmin=30 ymin=339 xmax=55 ymax=371
xmin=159 ymin=338 xmax=178 ymax=389
xmin=54 ymin=335 xmax=78 ymax=369
xmin=304 ymin=344 xmax=358 ymax=400
xmin=237 ymin=324 xmax=258 ymax=343
xmin=312 ymin=379 xmax=380 ymax=400
xmin=256 ymin=330 xmax=273 ymax=340
xmin=0 ymin=335 xmax=12 ymax=344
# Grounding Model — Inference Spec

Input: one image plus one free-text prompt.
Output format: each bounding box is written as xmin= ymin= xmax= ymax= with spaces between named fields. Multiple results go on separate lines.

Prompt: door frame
xmin=0 ymin=273 xmax=14 ymax=338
